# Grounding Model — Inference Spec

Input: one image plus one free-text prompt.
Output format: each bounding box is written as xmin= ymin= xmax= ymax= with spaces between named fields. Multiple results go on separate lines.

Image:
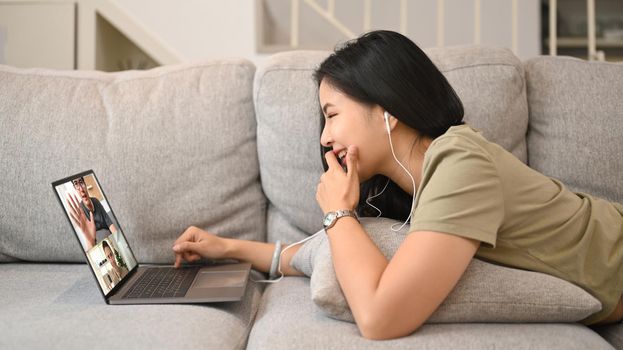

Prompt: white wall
xmin=0 ymin=0 xmax=542 ymax=69
xmin=113 ymin=0 xmax=540 ymax=65
xmin=116 ymin=0 xmax=266 ymax=63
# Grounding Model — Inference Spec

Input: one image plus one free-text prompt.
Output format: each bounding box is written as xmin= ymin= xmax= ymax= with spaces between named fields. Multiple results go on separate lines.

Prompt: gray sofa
xmin=0 ymin=45 xmax=621 ymax=349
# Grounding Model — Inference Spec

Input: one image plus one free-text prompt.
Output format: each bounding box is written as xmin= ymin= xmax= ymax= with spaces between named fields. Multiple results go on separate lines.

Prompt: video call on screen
xmin=55 ymin=173 xmax=137 ymax=295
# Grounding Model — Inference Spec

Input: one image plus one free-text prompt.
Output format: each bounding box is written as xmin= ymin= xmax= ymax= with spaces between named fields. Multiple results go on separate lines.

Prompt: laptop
xmin=52 ymin=169 xmax=251 ymax=304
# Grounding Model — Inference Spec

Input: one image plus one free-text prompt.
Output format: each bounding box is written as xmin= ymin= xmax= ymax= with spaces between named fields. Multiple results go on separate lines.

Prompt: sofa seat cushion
xmin=0 ymin=60 xmax=266 ymax=263
xmin=254 ymin=45 xmax=530 ymax=244
xmin=0 ymin=263 xmax=264 ymax=350
xmin=525 ymin=56 xmax=623 ymax=204
xmin=593 ymin=323 xmax=623 ymax=350
xmin=247 ymin=277 xmax=613 ymax=350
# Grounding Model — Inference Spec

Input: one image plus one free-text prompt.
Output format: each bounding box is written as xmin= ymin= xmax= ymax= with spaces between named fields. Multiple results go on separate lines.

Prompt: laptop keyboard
xmin=123 ymin=267 xmax=199 ymax=299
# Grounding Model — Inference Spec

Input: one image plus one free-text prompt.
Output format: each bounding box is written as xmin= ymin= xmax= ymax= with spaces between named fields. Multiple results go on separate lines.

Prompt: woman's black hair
xmin=314 ymin=30 xmax=464 ymax=221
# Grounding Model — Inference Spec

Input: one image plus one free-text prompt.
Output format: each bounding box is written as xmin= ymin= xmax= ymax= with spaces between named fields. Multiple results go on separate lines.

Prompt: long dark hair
xmin=314 ymin=30 xmax=464 ymax=221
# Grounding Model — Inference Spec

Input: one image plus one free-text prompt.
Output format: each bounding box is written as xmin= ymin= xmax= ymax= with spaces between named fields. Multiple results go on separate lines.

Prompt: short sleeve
xmin=93 ymin=197 xmax=114 ymax=229
xmin=409 ymin=136 xmax=504 ymax=248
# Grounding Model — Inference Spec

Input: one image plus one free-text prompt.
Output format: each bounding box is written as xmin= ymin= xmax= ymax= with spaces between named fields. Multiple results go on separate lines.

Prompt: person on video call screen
xmin=102 ymin=240 xmax=128 ymax=287
xmin=66 ymin=176 xmax=117 ymax=250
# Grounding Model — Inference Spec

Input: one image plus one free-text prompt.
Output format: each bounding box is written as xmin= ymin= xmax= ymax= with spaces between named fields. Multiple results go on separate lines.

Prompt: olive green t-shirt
xmin=409 ymin=124 xmax=623 ymax=325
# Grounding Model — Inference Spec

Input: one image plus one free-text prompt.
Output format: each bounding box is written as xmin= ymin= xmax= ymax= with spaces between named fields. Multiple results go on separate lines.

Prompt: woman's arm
xmin=326 ymin=217 xmax=479 ymax=340
xmin=224 ymin=238 xmax=305 ymax=276
xmin=316 ymin=146 xmax=482 ymax=339
xmin=173 ymin=226 xmax=305 ymax=276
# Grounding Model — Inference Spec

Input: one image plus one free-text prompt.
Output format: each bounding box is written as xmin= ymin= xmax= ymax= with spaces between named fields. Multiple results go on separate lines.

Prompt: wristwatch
xmin=323 ymin=209 xmax=359 ymax=230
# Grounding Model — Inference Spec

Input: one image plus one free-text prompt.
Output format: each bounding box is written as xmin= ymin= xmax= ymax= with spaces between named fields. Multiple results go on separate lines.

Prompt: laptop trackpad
xmin=192 ymin=270 xmax=247 ymax=289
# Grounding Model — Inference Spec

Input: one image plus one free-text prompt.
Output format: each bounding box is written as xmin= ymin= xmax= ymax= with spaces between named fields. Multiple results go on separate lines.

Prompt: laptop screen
xmin=53 ymin=170 xmax=138 ymax=296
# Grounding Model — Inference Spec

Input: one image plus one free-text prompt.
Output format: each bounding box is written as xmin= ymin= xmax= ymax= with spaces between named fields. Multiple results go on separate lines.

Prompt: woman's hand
xmin=66 ymin=193 xmax=96 ymax=248
xmin=172 ymin=226 xmax=229 ymax=268
xmin=316 ymin=144 xmax=360 ymax=214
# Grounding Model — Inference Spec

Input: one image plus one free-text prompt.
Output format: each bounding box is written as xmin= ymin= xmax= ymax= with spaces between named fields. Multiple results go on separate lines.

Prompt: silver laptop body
xmin=52 ymin=169 xmax=251 ymax=305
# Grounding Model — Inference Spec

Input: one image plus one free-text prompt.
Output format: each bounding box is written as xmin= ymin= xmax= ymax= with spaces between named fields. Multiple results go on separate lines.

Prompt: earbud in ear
xmin=383 ymin=111 xmax=391 ymax=134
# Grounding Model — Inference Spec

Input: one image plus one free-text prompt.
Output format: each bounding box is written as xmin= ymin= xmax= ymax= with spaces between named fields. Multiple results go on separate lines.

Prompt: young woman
xmin=172 ymin=30 xmax=623 ymax=339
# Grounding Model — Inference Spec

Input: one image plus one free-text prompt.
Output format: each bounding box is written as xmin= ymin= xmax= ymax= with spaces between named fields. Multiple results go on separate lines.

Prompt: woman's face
xmin=104 ymin=246 xmax=118 ymax=269
xmin=319 ymin=80 xmax=387 ymax=182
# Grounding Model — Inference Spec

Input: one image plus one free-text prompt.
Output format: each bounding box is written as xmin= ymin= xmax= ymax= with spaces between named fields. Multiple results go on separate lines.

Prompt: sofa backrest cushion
xmin=0 ymin=60 xmax=265 ymax=263
xmin=254 ymin=51 xmax=329 ymax=244
xmin=425 ymin=46 xmax=529 ymax=162
xmin=525 ymin=56 xmax=623 ymax=204
xmin=254 ymin=46 xmax=529 ymax=242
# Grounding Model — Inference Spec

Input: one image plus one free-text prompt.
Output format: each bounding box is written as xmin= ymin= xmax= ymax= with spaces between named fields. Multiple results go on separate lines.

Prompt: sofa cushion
xmin=247 ymin=277 xmax=613 ymax=350
xmin=291 ymin=217 xmax=602 ymax=323
xmin=425 ymin=45 xmax=529 ymax=162
xmin=253 ymin=51 xmax=330 ymax=244
xmin=0 ymin=263 xmax=264 ymax=350
xmin=525 ymin=56 xmax=623 ymax=204
xmin=254 ymin=45 xmax=529 ymax=243
xmin=592 ymin=323 xmax=623 ymax=350
xmin=0 ymin=252 xmax=17 ymax=263
xmin=0 ymin=60 xmax=265 ymax=263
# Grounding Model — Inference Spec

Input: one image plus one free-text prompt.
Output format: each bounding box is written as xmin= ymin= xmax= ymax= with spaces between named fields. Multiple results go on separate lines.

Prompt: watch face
xmin=323 ymin=212 xmax=337 ymax=227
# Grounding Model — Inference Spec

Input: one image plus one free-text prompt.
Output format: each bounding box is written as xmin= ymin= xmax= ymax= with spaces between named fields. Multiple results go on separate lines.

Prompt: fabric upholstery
xmin=425 ymin=45 xmax=529 ymax=162
xmin=0 ymin=60 xmax=266 ymax=263
xmin=592 ymin=323 xmax=623 ymax=350
xmin=525 ymin=56 xmax=623 ymax=204
xmin=254 ymin=45 xmax=529 ymax=244
xmin=291 ymin=217 xmax=602 ymax=323
xmin=247 ymin=277 xmax=613 ymax=350
xmin=254 ymin=51 xmax=329 ymax=244
xmin=0 ymin=263 xmax=265 ymax=350
xmin=0 ymin=252 xmax=17 ymax=262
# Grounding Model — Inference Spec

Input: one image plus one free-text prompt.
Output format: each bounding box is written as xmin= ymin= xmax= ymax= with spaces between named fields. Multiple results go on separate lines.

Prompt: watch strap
xmin=334 ymin=209 xmax=358 ymax=220
xmin=324 ymin=209 xmax=359 ymax=230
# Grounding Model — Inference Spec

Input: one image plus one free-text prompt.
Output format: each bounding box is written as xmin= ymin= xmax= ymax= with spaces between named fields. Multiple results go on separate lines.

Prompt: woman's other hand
xmin=172 ymin=226 xmax=229 ymax=268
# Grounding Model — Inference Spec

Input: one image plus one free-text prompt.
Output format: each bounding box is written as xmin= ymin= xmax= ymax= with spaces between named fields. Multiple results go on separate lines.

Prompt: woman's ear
xmin=383 ymin=111 xmax=398 ymax=134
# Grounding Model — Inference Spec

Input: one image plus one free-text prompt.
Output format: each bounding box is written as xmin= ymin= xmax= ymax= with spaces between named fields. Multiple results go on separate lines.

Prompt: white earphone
xmin=251 ymin=230 xmax=323 ymax=284
xmin=254 ymin=111 xmax=418 ymax=284
xmin=384 ymin=111 xmax=392 ymax=134
xmin=374 ymin=111 xmax=418 ymax=232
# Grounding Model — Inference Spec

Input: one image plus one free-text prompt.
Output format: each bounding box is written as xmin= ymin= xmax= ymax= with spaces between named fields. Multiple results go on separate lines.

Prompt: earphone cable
xmin=250 ymin=229 xmax=325 ymax=284
xmin=386 ymin=121 xmax=417 ymax=232
xmin=365 ymin=178 xmax=391 ymax=217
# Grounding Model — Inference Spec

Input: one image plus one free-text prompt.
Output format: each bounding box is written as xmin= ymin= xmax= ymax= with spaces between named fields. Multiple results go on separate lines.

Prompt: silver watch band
xmin=324 ymin=209 xmax=359 ymax=230
xmin=335 ymin=209 xmax=358 ymax=219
